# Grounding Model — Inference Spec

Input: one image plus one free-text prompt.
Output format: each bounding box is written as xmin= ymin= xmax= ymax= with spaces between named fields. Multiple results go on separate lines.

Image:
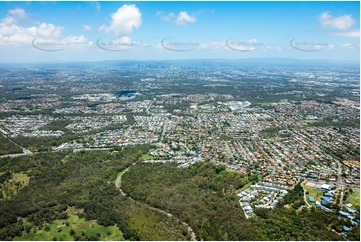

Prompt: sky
xmin=0 ymin=1 xmax=359 ymax=63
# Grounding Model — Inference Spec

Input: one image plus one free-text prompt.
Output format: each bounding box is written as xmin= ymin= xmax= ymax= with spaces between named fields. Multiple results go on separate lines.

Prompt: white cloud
xmin=62 ymin=35 xmax=93 ymax=49
xmin=83 ymin=25 xmax=93 ymax=31
xmin=1 ymin=8 xmax=27 ymax=25
xmin=0 ymin=8 xmax=91 ymax=48
xmin=176 ymin=11 xmax=196 ymax=25
xmin=157 ymin=11 xmax=196 ymax=25
xmin=330 ymin=30 xmax=360 ymax=38
xmin=36 ymin=23 xmax=63 ymax=38
xmin=319 ymin=12 xmax=355 ymax=30
xmin=340 ymin=43 xmax=354 ymax=49
xmin=0 ymin=22 xmax=63 ymax=44
xmin=99 ymin=4 xmax=142 ymax=37
xmin=245 ymin=38 xmax=258 ymax=44
xmin=113 ymin=36 xmax=133 ymax=45
xmin=1 ymin=16 xmax=16 ymax=25
xmin=9 ymin=8 xmax=27 ymax=19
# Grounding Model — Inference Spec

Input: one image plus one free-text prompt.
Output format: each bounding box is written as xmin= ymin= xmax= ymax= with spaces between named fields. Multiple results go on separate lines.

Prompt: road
xmin=336 ymin=160 xmax=344 ymax=205
xmin=301 ymin=181 xmax=312 ymax=208
xmin=0 ymin=132 xmax=196 ymax=239
xmin=73 ymin=148 xmax=112 ymax=153
xmin=236 ymin=141 xmax=252 ymax=162
xmin=0 ymin=134 xmax=33 ymax=158
xmin=223 ymin=140 xmax=234 ymax=160
xmin=160 ymin=119 xmax=168 ymax=141
xmin=114 ymin=163 xmax=197 ymax=241
xmin=115 ymin=166 xmax=130 ymax=196
xmin=146 ymin=100 xmax=154 ymax=114
xmin=239 ymin=200 xmax=249 ymax=219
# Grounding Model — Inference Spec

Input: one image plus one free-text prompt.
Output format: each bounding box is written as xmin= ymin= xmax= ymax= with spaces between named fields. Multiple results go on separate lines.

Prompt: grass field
xmin=141 ymin=154 xmax=155 ymax=159
xmin=302 ymin=184 xmax=324 ymax=206
xmin=347 ymin=191 xmax=360 ymax=209
xmin=14 ymin=207 xmax=124 ymax=241
xmin=235 ymin=182 xmax=252 ymax=194
xmin=0 ymin=173 xmax=30 ymax=201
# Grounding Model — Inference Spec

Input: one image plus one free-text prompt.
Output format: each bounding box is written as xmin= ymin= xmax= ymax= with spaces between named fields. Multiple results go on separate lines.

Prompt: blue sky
xmin=0 ymin=1 xmax=359 ymax=63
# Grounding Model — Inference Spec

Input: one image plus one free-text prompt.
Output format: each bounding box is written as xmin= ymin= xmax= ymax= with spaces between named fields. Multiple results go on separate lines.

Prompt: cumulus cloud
xmin=99 ymin=4 xmax=142 ymax=37
xmin=0 ymin=22 xmax=62 ymax=44
xmin=114 ymin=36 xmax=132 ymax=45
xmin=157 ymin=11 xmax=196 ymax=25
xmin=9 ymin=8 xmax=27 ymax=19
xmin=319 ymin=12 xmax=355 ymax=30
xmin=0 ymin=8 xmax=91 ymax=48
xmin=1 ymin=8 xmax=27 ymax=25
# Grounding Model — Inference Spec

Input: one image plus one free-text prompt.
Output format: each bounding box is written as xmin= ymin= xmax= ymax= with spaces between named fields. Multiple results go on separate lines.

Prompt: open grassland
xmin=14 ymin=207 xmax=124 ymax=241
xmin=302 ymin=184 xmax=324 ymax=206
xmin=348 ymin=191 xmax=360 ymax=209
xmin=0 ymin=173 xmax=30 ymax=201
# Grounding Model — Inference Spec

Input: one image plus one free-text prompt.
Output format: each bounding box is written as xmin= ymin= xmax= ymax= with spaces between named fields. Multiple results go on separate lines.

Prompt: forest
xmin=0 ymin=133 xmax=22 ymax=155
xmin=0 ymin=146 xmax=191 ymax=241
xmin=0 ymin=146 xmax=359 ymax=241
xmin=121 ymin=162 xmax=353 ymax=240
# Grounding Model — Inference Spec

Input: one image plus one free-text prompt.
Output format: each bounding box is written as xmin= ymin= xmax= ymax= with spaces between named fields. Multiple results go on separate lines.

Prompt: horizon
xmin=1 ymin=57 xmax=360 ymax=65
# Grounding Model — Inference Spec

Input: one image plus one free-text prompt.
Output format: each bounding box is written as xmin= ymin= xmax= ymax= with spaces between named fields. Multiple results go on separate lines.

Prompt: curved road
xmin=301 ymin=181 xmax=312 ymax=208
xmin=115 ymin=163 xmax=197 ymax=241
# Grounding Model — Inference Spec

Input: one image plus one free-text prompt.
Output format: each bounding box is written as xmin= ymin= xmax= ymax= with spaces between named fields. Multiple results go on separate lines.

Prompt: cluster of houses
xmin=65 ymin=115 xmax=127 ymax=133
xmin=0 ymin=115 xmax=57 ymax=137
xmin=339 ymin=208 xmax=359 ymax=234
xmin=142 ymin=155 xmax=202 ymax=168
xmin=307 ymin=182 xmax=360 ymax=236
xmin=307 ymin=183 xmax=335 ymax=212
xmin=237 ymin=182 xmax=289 ymax=218
xmin=224 ymin=101 xmax=252 ymax=111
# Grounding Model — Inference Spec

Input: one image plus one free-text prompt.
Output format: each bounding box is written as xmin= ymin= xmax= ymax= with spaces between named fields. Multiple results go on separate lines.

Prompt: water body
xmin=16 ymin=97 xmax=32 ymax=100
xmin=113 ymin=91 xmax=138 ymax=98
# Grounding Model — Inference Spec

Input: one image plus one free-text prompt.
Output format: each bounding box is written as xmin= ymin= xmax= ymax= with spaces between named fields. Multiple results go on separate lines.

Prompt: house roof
xmin=324 ymin=192 xmax=334 ymax=197
xmin=339 ymin=211 xmax=350 ymax=217
xmin=346 ymin=208 xmax=357 ymax=214
xmin=321 ymin=184 xmax=333 ymax=190
xmin=343 ymin=226 xmax=352 ymax=232
xmin=322 ymin=197 xmax=333 ymax=203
